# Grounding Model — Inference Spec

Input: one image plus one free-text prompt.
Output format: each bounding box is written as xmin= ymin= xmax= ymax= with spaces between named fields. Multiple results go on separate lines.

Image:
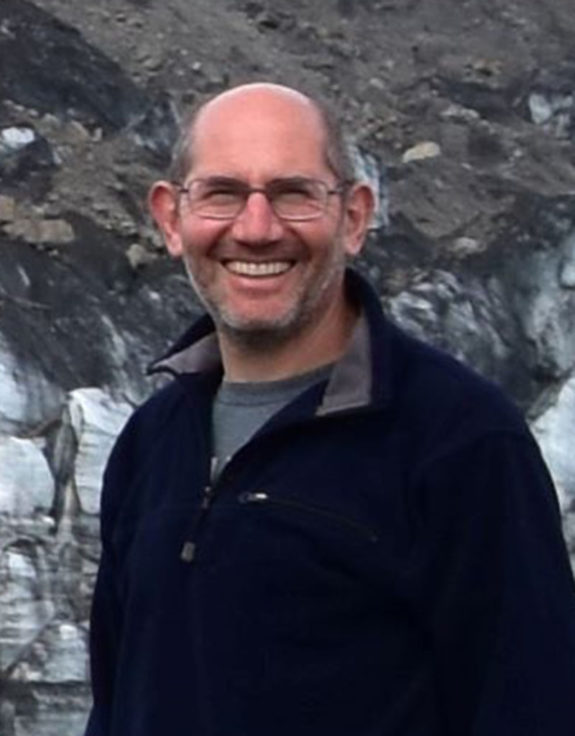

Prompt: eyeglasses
xmin=176 ymin=176 xmax=346 ymax=221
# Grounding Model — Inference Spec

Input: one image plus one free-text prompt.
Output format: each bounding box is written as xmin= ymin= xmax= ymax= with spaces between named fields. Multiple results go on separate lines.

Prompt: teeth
xmin=225 ymin=260 xmax=292 ymax=277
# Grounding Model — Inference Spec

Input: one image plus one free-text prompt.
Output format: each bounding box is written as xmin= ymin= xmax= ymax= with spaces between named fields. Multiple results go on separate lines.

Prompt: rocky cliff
xmin=1 ymin=0 xmax=575 ymax=733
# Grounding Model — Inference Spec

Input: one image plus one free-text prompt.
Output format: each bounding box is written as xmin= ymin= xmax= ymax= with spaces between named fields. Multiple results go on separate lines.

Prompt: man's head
xmin=149 ymin=82 xmax=374 ymax=352
xmin=168 ymin=86 xmax=357 ymax=188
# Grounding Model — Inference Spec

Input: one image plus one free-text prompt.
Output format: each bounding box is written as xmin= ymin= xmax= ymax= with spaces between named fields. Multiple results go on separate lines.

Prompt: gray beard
xmin=215 ymin=308 xmax=316 ymax=351
xmin=182 ymin=247 xmax=347 ymax=353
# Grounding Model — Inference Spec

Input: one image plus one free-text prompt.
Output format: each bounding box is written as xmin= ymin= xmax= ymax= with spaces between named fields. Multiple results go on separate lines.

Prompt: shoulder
xmin=382 ymin=326 xmax=563 ymax=531
xmin=351 ymin=270 xmax=525 ymax=443
xmin=98 ymin=379 xmax=201 ymax=523
xmin=110 ymin=381 xmax=188 ymax=458
xmin=384 ymin=321 xmax=531 ymax=457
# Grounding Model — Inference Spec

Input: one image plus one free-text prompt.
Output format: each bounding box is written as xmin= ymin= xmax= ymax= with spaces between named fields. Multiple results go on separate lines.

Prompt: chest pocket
xmin=238 ymin=490 xmax=379 ymax=544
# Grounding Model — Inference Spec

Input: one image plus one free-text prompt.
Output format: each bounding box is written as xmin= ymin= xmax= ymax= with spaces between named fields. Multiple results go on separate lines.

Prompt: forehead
xmin=189 ymin=89 xmax=329 ymax=181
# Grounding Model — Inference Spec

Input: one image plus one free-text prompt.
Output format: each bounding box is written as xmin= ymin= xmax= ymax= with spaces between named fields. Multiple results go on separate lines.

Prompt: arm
xmin=83 ymin=419 xmax=135 ymax=736
xmin=416 ymin=431 xmax=575 ymax=735
xmin=84 ymin=545 xmax=123 ymax=736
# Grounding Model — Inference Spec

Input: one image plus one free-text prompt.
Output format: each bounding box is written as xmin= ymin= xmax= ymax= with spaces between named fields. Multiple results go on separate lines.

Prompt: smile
xmin=223 ymin=260 xmax=293 ymax=277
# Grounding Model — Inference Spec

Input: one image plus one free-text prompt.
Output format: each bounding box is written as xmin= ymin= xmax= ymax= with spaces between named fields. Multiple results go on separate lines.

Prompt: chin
xmin=216 ymin=307 xmax=309 ymax=348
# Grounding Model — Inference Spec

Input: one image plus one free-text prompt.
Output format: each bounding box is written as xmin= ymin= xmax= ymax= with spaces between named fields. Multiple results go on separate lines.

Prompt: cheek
xmin=293 ymin=222 xmax=340 ymax=257
xmin=180 ymin=221 xmax=225 ymax=257
xmin=309 ymin=225 xmax=348 ymax=264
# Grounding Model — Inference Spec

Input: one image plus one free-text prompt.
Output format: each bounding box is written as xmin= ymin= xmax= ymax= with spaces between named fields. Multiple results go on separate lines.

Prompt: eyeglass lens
xmin=184 ymin=178 xmax=332 ymax=220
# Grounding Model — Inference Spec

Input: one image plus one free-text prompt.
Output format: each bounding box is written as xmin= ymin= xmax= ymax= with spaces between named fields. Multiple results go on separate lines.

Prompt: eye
xmin=187 ymin=179 xmax=247 ymax=218
xmin=270 ymin=179 xmax=324 ymax=216
xmin=201 ymin=183 xmax=243 ymax=202
xmin=273 ymin=180 xmax=314 ymax=198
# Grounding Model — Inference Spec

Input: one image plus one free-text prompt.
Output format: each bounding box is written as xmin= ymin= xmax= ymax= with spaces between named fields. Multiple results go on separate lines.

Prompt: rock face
xmin=1 ymin=0 xmax=575 ymax=733
xmin=0 ymin=389 xmax=131 ymax=736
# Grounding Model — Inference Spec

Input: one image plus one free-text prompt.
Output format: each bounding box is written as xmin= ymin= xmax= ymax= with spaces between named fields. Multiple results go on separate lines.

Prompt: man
xmin=85 ymin=83 xmax=575 ymax=736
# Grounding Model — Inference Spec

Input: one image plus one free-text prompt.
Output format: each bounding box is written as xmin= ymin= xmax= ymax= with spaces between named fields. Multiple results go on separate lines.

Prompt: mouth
xmin=223 ymin=260 xmax=294 ymax=277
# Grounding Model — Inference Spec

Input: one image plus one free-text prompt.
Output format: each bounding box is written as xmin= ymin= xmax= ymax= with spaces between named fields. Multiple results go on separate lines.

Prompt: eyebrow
xmin=197 ymin=175 xmax=318 ymax=186
xmin=267 ymin=176 xmax=317 ymax=187
xmin=199 ymin=175 xmax=247 ymax=186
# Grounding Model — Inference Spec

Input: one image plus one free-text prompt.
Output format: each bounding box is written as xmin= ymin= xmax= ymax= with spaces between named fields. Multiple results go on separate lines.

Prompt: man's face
xmin=152 ymin=86 xmax=370 ymax=345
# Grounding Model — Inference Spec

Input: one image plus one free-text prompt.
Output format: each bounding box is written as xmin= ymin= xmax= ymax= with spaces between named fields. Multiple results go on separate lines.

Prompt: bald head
xmin=168 ymin=83 xmax=356 ymax=186
xmin=196 ymin=83 xmax=319 ymax=126
xmin=149 ymin=80 xmax=375 ymax=365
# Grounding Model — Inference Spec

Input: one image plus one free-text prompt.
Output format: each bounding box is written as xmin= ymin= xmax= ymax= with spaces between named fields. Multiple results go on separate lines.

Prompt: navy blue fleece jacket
xmin=85 ymin=270 xmax=575 ymax=736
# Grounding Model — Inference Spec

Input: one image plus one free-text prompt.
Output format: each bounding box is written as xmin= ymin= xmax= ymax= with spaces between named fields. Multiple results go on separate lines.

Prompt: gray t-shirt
xmin=211 ymin=363 xmax=333 ymax=479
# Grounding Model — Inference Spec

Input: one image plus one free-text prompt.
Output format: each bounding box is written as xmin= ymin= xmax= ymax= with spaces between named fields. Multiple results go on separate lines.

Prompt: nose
xmin=230 ymin=190 xmax=284 ymax=246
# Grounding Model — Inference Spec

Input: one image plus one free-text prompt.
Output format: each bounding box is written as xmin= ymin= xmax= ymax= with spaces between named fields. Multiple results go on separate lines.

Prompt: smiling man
xmin=148 ymin=84 xmax=371 ymax=381
xmin=85 ymin=83 xmax=575 ymax=736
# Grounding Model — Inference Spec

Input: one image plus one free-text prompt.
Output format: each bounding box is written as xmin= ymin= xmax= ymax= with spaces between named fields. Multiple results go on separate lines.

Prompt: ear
xmin=148 ymin=181 xmax=184 ymax=258
xmin=342 ymin=183 xmax=375 ymax=257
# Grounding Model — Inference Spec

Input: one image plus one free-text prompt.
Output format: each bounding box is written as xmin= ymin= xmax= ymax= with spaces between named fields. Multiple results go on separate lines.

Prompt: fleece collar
xmin=148 ymin=269 xmax=393 ymax=415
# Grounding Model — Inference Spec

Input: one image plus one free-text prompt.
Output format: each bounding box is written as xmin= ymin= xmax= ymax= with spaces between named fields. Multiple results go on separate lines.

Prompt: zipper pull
xmin=201 ymin=484 xmax=214 ymax=509
xmin=180 ymin=541 xmax=196 ymax=563
xmin=181 ymin=482 xmax=216 ymax=563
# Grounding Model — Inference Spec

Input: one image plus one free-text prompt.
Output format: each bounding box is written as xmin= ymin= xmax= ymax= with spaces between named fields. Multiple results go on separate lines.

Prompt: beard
xmin=182 ymin=242 xmax=348 ymax=352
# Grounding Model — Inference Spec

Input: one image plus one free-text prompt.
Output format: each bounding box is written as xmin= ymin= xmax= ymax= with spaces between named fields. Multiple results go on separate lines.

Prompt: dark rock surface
xmin=1 ymin=0 xmax=574 ymax=733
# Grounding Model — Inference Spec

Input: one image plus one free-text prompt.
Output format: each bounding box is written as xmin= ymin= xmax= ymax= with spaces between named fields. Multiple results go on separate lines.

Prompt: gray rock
xmin=0 ymin=437 xmax=54 ymax=516
xmin=511 ymin=234 xmax=575 ymax=380
xmin=532 ymin=374 xmax=575 ymax=511
xmin=11 ymin=621 xmax=88 ymax=683
xmin=126 ymin=242 xmax=157 ymax=269
xmin=559 ymin=229 xmax=575 ymax=289
xmin=0 ymin=0 xmax=147 ymax=134
xmin=452 ymin=236 xmax=485 ymax=257
xmin=52 ymin=388 xmax=132 ymax=516
xmin=0 ymin=126 xmax=36 ymax=154
xmin=532 ymin=372 xmax=575 ymax=560
xmin=0 ymin=334 xmax=65 ymax=434
xmin=528 ymin=91 xmax=573 ymax=138
xmin=0 ymin=194 xmax=17 ymax=222
xmin=4 ymin=216 xmax=75 ymax=244
xmin=0 ymin=541 xmax=56 ymax=673
xmin=401 ymin=141 xmax=441 ymax=163
xmin=527 ymin=64 xmax=575 ymax=139
xmin=385 ymin=270 xmax=512 ymax=386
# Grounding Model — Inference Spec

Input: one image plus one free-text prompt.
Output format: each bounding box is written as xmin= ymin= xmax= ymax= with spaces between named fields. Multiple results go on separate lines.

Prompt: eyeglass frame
xmin=173 ymin=176 xmax=351 ymax=222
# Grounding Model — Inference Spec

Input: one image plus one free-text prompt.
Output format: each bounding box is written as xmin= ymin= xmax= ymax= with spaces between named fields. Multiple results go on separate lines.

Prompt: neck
xmin=218 ymin=294 xmax=358 ymax=382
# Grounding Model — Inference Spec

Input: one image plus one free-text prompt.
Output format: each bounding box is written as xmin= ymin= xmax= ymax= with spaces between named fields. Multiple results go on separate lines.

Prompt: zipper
xmin=238 ymin=491 xmax=379 ymax=543
xmin=178 ymin=399 xmax=378 ymax=564
xmin=180 ymin=458 xmax=218 ymax=563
